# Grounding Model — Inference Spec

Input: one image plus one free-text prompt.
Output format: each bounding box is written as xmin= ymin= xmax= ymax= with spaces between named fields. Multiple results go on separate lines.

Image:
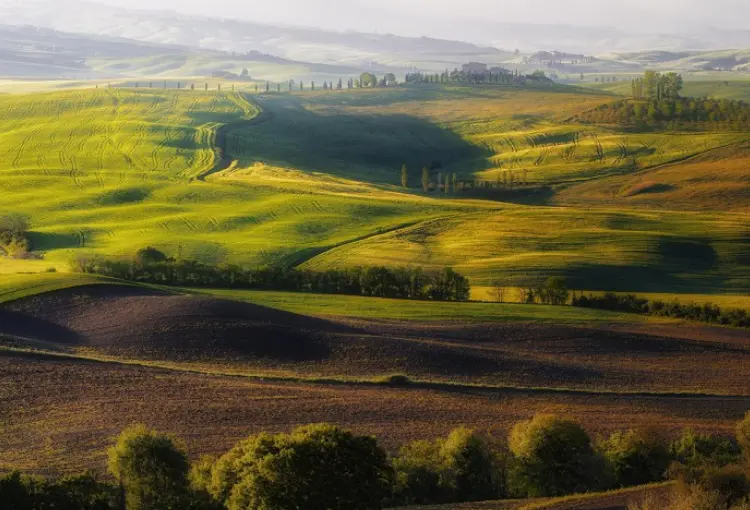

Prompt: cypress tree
xmin=401 ymin=164 xmax=409 ymax=188
xmin=421 ymin=167 xmax=430 ymax=193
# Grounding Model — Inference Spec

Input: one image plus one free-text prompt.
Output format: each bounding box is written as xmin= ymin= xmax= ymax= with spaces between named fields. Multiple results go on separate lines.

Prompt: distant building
xmin=462 ymin=62 xmax=488 ymax=74
xmin=489 ymin=66 xmax=511 ymax=75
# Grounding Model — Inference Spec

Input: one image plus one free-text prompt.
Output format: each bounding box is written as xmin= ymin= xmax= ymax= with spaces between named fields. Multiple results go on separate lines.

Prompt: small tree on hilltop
xmin=360 ymin=72 xmax=378 ymax=88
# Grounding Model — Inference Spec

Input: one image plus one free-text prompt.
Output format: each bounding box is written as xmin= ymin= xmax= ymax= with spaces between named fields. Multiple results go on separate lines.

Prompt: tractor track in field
xmin=287 ymin=215 xmax=464 ymax=269
xmin=193 ymin=94 xmax=267 ymax=182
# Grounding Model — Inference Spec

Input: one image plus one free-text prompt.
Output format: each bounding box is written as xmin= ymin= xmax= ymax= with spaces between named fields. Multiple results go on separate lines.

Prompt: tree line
xmin=5 ymin=413 xmax=750 ymax=509
xmin=72 ymin=248 xmax=471 ymax=302
xmin=400 ymin=165 xmax=532 ymax=193
xmin=575 ymin=96 xmax=750 ymax=129
xmin=405 ymin=69 xmax=550 ymax=86
xmin=631 ymin=71 xmax=684 ymax=101
xmin=576 ymin=71 xmax=750 ymax=129
xmin=572 ymin=293 xmax=750 ymax=328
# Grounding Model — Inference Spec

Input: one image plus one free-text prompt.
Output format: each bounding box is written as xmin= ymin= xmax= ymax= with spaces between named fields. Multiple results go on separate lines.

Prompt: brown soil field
xmin=2 ymin=285 xmax=750 ymax=395
xmin=1 ymin=350 xmax=749 ymax=476
xmin=2 ymin=285 xmax=750 ymax=476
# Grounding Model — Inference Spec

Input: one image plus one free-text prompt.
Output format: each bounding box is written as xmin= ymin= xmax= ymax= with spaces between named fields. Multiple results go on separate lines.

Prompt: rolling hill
xmin=2 ymin=84 xmax=750 ymax=292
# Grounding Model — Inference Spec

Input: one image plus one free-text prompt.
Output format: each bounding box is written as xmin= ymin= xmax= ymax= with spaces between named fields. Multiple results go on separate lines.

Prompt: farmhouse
xmin=462 ymin=62 xmax=488 ymax=73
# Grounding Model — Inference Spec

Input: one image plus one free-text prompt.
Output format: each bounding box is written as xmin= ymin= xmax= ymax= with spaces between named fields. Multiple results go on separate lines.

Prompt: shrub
xmin=600 ymin=428 xmax=671 ymax=487
xmin=509 ymin=414 xmax=610 ymax=497
xmin=108 ymin=424 xmax=190 ymax=510
xmin=672 ymin=429 xmax=741 ymax=469
xmin=380 ymin=374 xmax=413 ymax=386
xmin=210 ymin=424 xmax=392 ymax=510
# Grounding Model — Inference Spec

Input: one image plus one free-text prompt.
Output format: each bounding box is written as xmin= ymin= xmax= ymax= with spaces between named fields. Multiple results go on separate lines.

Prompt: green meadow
xmin=1 ymin=83 xmax=749 ymax=294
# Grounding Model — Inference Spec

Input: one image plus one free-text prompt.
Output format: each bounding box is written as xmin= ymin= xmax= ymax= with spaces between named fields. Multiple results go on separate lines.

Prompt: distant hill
xmin=0 ymin=24 xmax=362 ymax=81
xmin=0 ymin=0 xmax=512 ymax=72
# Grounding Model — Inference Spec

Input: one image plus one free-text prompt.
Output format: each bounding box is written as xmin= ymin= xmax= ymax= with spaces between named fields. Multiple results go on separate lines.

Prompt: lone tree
xmin=108 ymin=425 xmax=190 ymax=510
xmin=401 ymin=164 xmax=409 ymax=188
xmin=360 ymin=72 xmax=378 ymax=88
xmin=421 ymin=167 xmax=430 ymax=192
xmin=209 ymin=424 xmax=392 ymax=510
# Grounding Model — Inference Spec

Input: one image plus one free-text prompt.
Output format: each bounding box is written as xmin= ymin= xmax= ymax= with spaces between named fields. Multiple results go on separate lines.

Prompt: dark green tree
xmin=509 ymin=414 xmax=609 ymax=497
xmin=600 ymin=428 xmax=671 ymax=487
xmin=401 ymin=164 xmax=409 ymax=188
xmin=108 ymin=424 xmax=190 ymax=510
xmin=210 ymin=424 xmax=392 ymax=510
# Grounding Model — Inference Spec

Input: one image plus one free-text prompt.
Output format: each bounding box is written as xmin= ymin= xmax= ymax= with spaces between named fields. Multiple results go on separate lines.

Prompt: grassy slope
xmin=1 ymin=84 xmax=749 ymax=293
xmin=198 ymin=288 xmax=645 ymax=323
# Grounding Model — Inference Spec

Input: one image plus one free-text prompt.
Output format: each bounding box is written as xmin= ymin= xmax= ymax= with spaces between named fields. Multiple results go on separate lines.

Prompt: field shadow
xmin=25 ymin=231 xmax=79 ymax=251
xmin=0 ymin=309 xmax=83 ymax=344
xmin=221 ymin=97 xmax=491 ymax=182
xmin=657 ymin=238 xmax=718 ymax=271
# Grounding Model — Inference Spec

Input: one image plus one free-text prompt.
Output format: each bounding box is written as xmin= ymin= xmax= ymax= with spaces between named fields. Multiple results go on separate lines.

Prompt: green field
xmin=2 ymin=84 xmax=750 ymax=294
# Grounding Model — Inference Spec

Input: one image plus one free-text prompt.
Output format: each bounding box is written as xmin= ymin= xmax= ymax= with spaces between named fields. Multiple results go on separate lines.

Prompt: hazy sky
xmin=87 ymin=0 xmax=750 ymax=35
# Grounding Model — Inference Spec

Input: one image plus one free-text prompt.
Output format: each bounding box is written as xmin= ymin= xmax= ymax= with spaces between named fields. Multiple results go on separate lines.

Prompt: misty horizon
xmin=5 ymin=0 xmax=750 ymax=49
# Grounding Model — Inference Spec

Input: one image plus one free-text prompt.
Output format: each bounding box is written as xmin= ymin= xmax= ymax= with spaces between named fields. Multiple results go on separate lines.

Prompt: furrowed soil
xmin=2 ymin=285 xmax=750 ymax=394
xmin=1 ymin=285 xmax=750 ymax=475
xmin=1 ymin=350 xmax=749 ymax=475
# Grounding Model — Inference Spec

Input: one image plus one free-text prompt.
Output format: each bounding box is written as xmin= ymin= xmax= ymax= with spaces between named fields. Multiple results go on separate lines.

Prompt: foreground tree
xmin=108 ymin=425 xmax=190 ymax=510
xmin=509 ymin=414 xmax=609 ymax=497
xmin=210 ymin=424 xmax=392 ymax=510
xmin=392 ymin=428 xmax=505 ymax=506
xmin=600 ymin=428 xmax=671 ymax=487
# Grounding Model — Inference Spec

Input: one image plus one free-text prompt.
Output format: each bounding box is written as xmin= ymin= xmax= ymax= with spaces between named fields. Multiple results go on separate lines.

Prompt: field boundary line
xmin=2 ymin=345 xmax=749 ymax=401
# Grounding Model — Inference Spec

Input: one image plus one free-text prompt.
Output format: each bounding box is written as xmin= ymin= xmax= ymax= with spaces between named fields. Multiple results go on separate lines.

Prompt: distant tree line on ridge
xmin=400 ymin=165 xmax=532 ymax=194
xmin=5 ymin=413 xmax=750 ymax=509
xmin=405 ymin=68 xmax=551 ymax=86
xmin=72 ymin=247 xmax=471 ymax=302
xmin=573 ymin=293 xmax=750 ymax=328
xmin=575 ymin=71 xmax=750 ymax=129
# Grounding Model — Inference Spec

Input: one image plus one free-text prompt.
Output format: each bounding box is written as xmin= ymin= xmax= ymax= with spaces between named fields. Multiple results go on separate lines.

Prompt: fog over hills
xmin=3 ymin=0 xmax=750 ymax=67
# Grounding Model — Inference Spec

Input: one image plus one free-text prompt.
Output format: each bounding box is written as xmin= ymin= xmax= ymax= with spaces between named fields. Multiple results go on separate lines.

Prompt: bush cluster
xmin=572 ymin=293 xmax=750 ymax=328
xmin=6 ymin=413 xmax=750 ymax=509
xmin=72 ymin=248 xmax=471 ymax=302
